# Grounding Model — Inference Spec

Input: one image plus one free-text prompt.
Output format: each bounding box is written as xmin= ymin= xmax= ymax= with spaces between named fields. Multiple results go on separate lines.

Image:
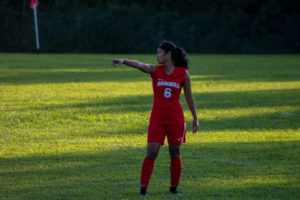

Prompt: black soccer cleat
xmin=170 ymin=186 xmax=180 ymax=195
xmin=140 ymin=188 xmax=148 ymax=196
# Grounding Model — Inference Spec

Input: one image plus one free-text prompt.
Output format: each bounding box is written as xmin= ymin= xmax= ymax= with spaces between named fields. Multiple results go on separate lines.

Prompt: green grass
xmin=0 ymin=53 xmax=299 ymax=200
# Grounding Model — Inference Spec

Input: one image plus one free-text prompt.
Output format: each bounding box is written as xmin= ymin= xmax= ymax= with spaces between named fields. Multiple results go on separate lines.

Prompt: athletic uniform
xmin=148 ymin=64 xmax=187 ymax=145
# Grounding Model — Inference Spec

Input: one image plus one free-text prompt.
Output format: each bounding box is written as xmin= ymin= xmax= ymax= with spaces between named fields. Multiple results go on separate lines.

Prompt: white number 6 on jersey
xmin=164 ymin=88 xmax=172 ymax=98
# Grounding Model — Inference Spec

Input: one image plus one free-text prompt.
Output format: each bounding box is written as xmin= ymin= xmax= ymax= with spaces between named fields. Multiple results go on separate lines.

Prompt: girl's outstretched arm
xmin=183 ymin=71 xmax=199 ymax=133
xmin=111 ymin=59 xmax=156 ymax=74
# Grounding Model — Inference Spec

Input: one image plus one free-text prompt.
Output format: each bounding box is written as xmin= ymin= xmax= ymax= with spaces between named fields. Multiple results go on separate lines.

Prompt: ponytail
xmin=158 ymin=40 xmax=189 ymax=69
xmin=174 ymin=47 xmax=188 ymax=69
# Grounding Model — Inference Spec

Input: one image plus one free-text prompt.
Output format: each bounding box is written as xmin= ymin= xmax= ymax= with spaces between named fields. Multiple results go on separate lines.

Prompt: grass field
xmin=0 ymin=53 xmax=300 ymax=200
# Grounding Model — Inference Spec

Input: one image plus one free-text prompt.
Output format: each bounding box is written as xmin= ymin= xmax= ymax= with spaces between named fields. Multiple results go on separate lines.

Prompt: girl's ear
xmin=167 ymin=51 xmax=172 ymax=59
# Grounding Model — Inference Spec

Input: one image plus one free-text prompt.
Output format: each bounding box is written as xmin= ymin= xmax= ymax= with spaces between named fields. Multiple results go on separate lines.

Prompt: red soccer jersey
xmin=150 ymin=64 xmax=186 ymax=124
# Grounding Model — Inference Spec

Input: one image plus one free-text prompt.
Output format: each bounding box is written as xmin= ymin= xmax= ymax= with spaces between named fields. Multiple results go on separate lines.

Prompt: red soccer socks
xmin=170 ymin=158 xmax=182 ymax=187
xmin=140 ymin=157 xmax=182 ymax=190
xmin=140 ymin=157 xmax=155 ymax=189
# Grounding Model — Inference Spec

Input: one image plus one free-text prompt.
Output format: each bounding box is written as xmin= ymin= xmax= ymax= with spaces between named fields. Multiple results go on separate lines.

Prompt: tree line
xmin=0 ymin=0 xmax=299 ymax=53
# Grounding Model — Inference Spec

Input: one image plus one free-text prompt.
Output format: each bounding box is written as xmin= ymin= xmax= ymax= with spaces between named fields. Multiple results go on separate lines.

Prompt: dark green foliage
xmin=0 ymin=0 xmax=299 ymax=53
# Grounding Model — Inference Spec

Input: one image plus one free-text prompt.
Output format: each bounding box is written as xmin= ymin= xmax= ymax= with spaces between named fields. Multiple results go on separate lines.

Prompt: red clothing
xmin=148 ymin=121 xmax=186 ymax=144
xmin=150 ymin=64 xmax=186 ymax=124
xmin=147 ymin=65 xmax=187 ymax=145
xmin=141 ymin=65 xmax=186 ymax=190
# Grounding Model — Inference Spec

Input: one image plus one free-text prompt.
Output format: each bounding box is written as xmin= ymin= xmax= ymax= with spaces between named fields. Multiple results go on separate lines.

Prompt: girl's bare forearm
xmin=186 ymin=95 xmax=198 ymax=120
xmin=123 ymin=59 xmax=141 ymax=68
xmin=122 ymin=59 xmax=147 ymax=72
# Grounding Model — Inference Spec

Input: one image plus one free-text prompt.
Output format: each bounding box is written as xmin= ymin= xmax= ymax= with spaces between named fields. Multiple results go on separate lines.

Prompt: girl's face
xmin=157 ymin=48 xmax=171 ymax=64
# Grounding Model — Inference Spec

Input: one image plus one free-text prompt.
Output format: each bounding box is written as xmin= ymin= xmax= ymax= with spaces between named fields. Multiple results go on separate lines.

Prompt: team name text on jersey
xmin=157 ymin=81 xmax=180 ymax=89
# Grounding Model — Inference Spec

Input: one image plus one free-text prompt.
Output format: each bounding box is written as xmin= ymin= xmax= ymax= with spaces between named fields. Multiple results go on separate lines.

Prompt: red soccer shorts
xmin=147 ymin=121 xmax=186 ymax=145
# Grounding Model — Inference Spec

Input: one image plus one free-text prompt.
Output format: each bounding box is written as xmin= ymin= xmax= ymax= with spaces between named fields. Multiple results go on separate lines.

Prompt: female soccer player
xmin=111 ymin=41 xmax=199 ymax=196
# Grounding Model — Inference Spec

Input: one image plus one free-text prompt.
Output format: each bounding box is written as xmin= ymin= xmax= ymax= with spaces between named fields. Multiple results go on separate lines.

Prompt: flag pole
xmin=33 ymin=4 xmax=40 ymax=52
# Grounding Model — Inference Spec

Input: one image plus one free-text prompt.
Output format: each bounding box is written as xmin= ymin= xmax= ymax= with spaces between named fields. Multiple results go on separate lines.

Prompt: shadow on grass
xmin=192 ymin=88 xmax=300 ymax=109
xmin=0 ymin=146 xmax=145 ymax=199
xmin=1 ymin=54 xmax=300 ymax=85
xmin=189 ymin=66 xmax=300 ymax=82
xmin=194 ymin=112 xmax=299 ymax=131
xmin=0 ymin=70 xmax=149 ymax=84
xmin=15 ymin=88 xmax=300 ymax=112
xmin=180 ymin=141 xmax=300 ymax=199
xmin=184 ymin=182 xmax=300 ymax=199
xmin=1 ymin=68 xmax=299 ymax=84
xmin=0 ymin=140 xmax=299 ymax=199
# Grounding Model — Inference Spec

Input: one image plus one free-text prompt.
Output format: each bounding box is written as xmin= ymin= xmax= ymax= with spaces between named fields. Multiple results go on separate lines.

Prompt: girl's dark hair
xmin=158 ymin=40 xmax=189 ymax=69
